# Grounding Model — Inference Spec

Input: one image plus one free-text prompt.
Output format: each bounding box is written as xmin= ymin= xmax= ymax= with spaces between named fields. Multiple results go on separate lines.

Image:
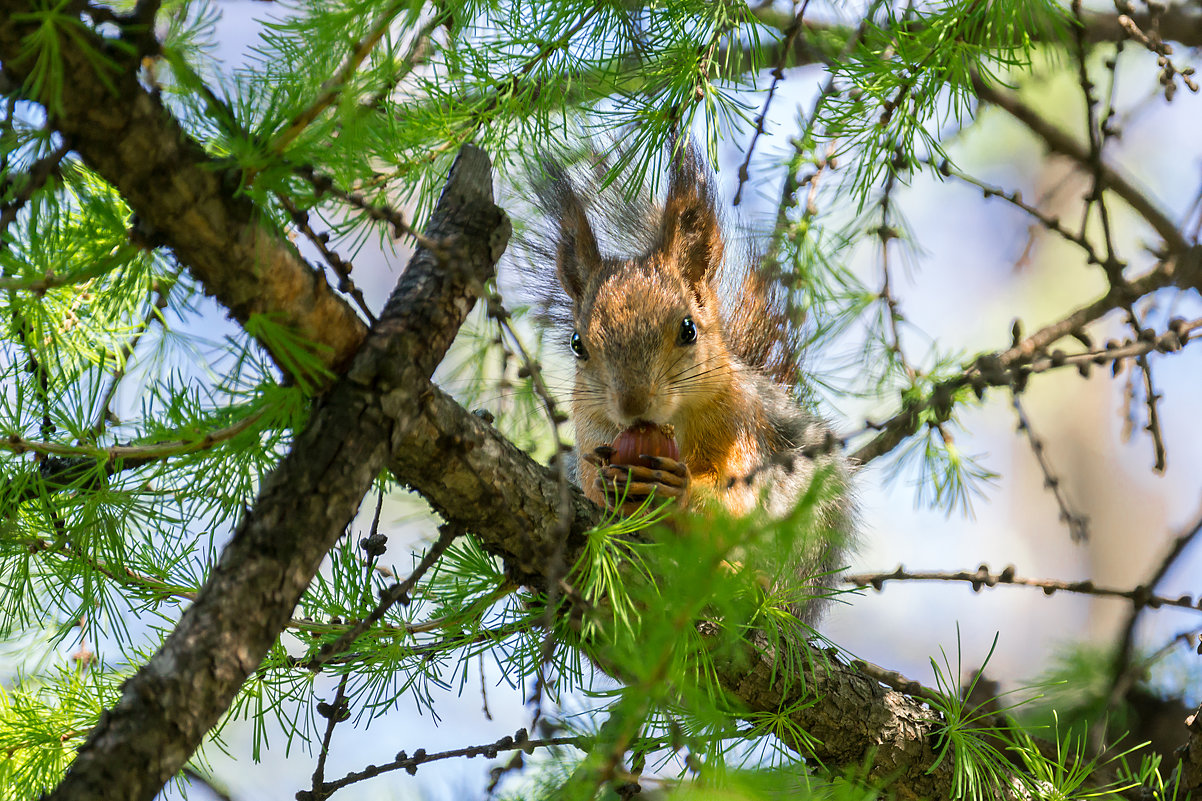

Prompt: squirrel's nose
xmin=614 ymin=388 xmax=650 ymax=422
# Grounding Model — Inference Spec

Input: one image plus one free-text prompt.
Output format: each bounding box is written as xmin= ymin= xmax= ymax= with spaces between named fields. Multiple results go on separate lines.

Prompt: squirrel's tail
xmin=722 ymin=256 xmax=806 ymax=390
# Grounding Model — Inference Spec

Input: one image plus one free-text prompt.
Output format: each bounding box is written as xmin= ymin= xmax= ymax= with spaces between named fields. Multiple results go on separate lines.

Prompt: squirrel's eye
xmin=570 ymin=331 xmax=588 ymax=360
xmin=678 ymin=316 xmax=697 ymax=345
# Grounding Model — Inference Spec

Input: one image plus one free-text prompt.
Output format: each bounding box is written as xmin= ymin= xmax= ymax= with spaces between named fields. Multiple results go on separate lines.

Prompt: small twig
xmin=845 ymin=564 xmax=1202 ymax=613
xmin=733 ymin=0 xmax=812 ymax=206
xmin=308 ymin=673 xmax=351 ymax=799
xmin=1114 ymin=11 xmax=1199 ymax=100
xmin=1069 ymin=16 xmax=1170 ymax=473
xmin=936 ymin=160 xmax=1103 ymax=267
xmin=313 ymin=728 xmax=582 ymax=797
xmin=276 ymin=192 xmax=377 ymax=325
xmin=359 ymin=488 xmax=388 ymax=601
xmin=849 ymin=301 xmax=1201 ymax=465
xmin=2 ymin=405 xmax=272 ymax=463
xmin=972 ymin=74 xmax=1189 ymax=257
xmin=1071 ymin=0 xmax=1125 ymax=284
xmin=1139 ymin=504 xmax=1202 ymax=605
xmin=1133 ymin=349 xmax=1167 ymax=471
xmin=767 ymin=15 xmax=873 ymax=253
xmin=473 ymin=281 xmax=577 ymax=736
xmin=485 ymin=290 xmax=574 ymax=728
xmin=1011 ymin=395 xmax=1090 ymax=543
xmin=1110 ymin=505 xmax=1202 ymax=702
xmin=293 ymin=165 xmax=440 ymax=252
xmin=306 ymin=523 xmax=461 ymax=671
xmin=479 ymin=653 xmax=493 ymax=721
xmin=876 ymin=165 xmax=917 ymax=381
xmin=1106 ymin=627 xmax=1201 ymax=718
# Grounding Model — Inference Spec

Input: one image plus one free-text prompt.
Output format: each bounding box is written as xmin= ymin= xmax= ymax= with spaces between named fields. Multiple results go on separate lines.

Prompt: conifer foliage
xmin=0 ymin=0 xmax=1201 ymax=799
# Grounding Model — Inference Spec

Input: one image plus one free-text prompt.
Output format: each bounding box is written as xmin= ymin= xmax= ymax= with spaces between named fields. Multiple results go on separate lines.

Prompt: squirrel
xmin=519 ymin=141 xmax=854 ymax=622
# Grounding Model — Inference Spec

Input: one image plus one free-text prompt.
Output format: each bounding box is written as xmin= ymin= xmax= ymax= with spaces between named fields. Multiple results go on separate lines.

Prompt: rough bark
xmin=716 ymin=634 xmax=953 ymax=798
xmin=1175 ymin=704 xmax=1202 ymax=797
xmin=387 ymin=387 xmax=601 ymax=585
xmin=42 ymin=145 xmax=509 ymax=801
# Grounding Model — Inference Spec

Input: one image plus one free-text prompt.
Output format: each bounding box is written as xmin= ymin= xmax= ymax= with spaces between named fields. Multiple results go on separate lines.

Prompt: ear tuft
xmin=659 ymin=141 xmax=724 ymax=288
xmin=551 ymin=173 xmax=601 ymax=303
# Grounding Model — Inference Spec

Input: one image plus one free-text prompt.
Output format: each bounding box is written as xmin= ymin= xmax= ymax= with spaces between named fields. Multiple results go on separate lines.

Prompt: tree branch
xmin=0 ymin=2 xmax=370 ymax=374
xmin=849 ymin=291 xmax=1202 ymax=465
xmin=43 ymin=144 xmax=510 ymax=801
xmin=972 ymin=74 xmax=1190 ymax=257
xmin=845 ymin=564 xmax=1202 ymax=614
xmin=749 ymin=7 xmax=1202 ymax=70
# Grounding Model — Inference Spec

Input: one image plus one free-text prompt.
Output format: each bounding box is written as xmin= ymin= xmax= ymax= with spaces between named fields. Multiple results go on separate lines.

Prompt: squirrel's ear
xmin=659 ymin=141 xmax=724 ymax=287
xmin=554 ymin=183 xmax=601 ymax=303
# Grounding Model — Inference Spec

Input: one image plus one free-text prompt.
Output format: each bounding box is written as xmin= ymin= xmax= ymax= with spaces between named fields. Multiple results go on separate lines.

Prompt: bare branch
xmin=734 ymin=0 xmax=813 ymax=206
xmin=849 ymin=292 xmax=1202 ymax=466
xmin=313 ymin=729 xmax=583 ymax=798
xmin=972 ymin=74 xmax=1190 ymax=257
xmin=1111 ymin=506 xmax=1202 ymax=700
xmin=845 ymin=564 xmax=1202 ymax=613
xmin=1011 ymin=396 xmax=1090 ymax=543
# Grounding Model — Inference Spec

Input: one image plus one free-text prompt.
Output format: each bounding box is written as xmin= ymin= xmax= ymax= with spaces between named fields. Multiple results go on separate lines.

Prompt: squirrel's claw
xmin=607 ymin=462 xmax=686 ymax=490
xmin=594 ymin=478 xmax=677 ymax=517
xmin=639 ymin=455 xmax=688 ymax=478
xmin=595 ymin=461 xmax=691 ymax=516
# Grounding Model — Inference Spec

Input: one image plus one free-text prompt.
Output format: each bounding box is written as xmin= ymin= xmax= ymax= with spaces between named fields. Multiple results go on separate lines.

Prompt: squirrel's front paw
xmin=586 ymin=448 xmax=690 ymax=516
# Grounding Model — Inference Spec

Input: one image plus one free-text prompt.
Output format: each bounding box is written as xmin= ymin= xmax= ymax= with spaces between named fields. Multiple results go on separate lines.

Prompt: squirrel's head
xmin=552 ymin=144 xmax=733 ymax=430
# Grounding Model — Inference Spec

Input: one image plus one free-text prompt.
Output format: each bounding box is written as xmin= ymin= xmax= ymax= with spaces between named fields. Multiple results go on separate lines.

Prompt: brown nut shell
xmin=610 ymin=422 xmax=680 ymax=469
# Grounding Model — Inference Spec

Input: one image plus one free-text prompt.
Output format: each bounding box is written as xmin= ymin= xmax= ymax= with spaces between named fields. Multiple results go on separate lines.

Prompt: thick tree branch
xmin=43 ymin=145 xmax=510 ymax=801
xmin=714 ymin=634 xmax=954 ymax=797
xmin=0 ymin=3 xmax=370 ymax=374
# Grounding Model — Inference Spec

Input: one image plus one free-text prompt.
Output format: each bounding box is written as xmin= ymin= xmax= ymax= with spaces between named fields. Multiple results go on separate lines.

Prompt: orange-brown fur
xmin=552 ymin=147 xmax=790 ymax=518
xmin=526 ymin=142 xmax=853 ymax=622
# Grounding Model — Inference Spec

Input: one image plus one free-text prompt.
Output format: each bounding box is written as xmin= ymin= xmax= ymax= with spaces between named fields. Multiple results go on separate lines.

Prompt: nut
xmin=611 ymin=422 xmax=680 ymax=468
